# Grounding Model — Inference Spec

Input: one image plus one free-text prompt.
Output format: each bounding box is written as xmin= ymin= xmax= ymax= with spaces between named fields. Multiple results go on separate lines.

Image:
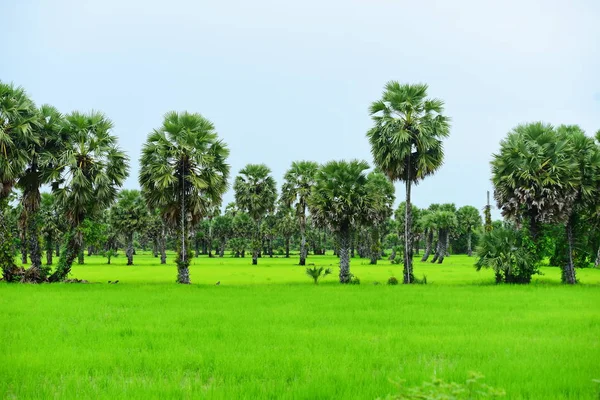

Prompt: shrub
xmin=387 ymin=276 xmax=399 ymax=285
xmin=413 ymin=274 xmax=428 ymax=285
xmin=349 ymin=274 xmax=360 ymax=285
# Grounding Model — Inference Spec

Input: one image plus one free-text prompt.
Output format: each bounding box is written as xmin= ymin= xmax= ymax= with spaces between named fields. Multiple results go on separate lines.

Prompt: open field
xmin=1 ymin=254 xmax=600 ymax=399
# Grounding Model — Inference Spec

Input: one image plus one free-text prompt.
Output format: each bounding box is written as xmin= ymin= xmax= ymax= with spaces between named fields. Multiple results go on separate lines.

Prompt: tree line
xmin=2 ymin=80 xmax=599 ymax=284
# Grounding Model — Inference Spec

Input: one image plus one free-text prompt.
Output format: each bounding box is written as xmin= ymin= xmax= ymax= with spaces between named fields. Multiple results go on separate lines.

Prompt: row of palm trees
xmin=0 ymin=80 xmax=453 ymax=284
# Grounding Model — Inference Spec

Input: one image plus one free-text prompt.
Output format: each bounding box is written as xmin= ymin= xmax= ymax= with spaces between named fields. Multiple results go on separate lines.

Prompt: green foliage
xmin=381 ymin=372 xmax=505 ymax=399
xmin=349 ymin=274 xmax=360 ymax=285
xmin=305 ymin=266 xmax=331 ymax=284
xmin=476 ymin=226 xmax=539 ymax=284
xmin=387 ymin=276 xmax=398 ymax=285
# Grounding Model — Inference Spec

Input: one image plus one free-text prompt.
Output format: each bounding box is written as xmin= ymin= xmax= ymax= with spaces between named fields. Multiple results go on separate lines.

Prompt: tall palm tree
xmin=17 ymin=105 xmax=66 ymax=279
xmin=140 ymin=111 xmax=229 ymax=284
xmin=364 ymin=171 xmax=395 ymax=265
xmin=110 ymin=189 xmax=148 ymax=265
xmin=555 ymin=125 xmax=600 ymax=284
xmin=0 ymin=82 xmax=37 ymax=281
xmin=456 ymin=205 xmax=482 ymax=256
xmin=48 ymin=111 xmax=129 ymax=282
xmin=234 ymin=164 xmax=277 ymax=265
xmin=308 ymin=160 xmax=373 ymax=283
xmin=367 ymin=82 xmax=450 ymax=283
xmin=281 ymin=161 xmax=319 ymax=265
xmin=492 ymin=123 xmax=578 ymax=244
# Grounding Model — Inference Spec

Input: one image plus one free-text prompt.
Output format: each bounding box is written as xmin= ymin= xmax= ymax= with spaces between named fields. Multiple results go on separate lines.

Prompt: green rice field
xmin=1 ymin=253 xmax=599 ymax=399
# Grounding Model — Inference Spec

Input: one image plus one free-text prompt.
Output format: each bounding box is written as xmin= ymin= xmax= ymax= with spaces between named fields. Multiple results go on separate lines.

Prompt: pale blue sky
xmin=2 ymin=0 xmax=599 ymax=217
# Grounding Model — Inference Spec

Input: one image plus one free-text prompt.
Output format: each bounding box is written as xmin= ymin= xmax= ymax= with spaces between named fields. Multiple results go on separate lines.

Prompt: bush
xmin=413 ymin=274 xmax=428 ymax=285
xmin=349 ymin=274 xmax=360 ymax=285
xmin=387 ymin=276 xmax=399 ymax=285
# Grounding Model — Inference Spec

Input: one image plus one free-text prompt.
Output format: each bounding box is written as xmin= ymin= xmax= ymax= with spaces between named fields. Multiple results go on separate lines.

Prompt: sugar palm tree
xmin=140 ymin=111 xmax=229 ymax=284
xmin=492 ymin=122 xmax=578 ymax=248
xmin=110 ymin=189 xmax=148 ymax=265
xmin=364 ymin=171 xmax=395 ymax=265
xmin=234 ymin=164 xmax=277 ymax=265
xmin=281 ymin=161 xmax=319 ymax=265
xmin=429 ymin=210 xmax=457 ymax=264
xmin=555 ymin=125 xmax=600 ymax=284
xmin=308 ymin=160 xmax=373 ymax=283
xmin=0 ymin=82 xmax=37 ymax=281
xmin=48 ymin=111 xmax=129 ymax=281
xmin=17 ymin=104 xmax=66 ymax=279
xmin=456 ymin=205 xmax=482 ymax=256
xmin=367 ymin=82 xmax=450 ymax=283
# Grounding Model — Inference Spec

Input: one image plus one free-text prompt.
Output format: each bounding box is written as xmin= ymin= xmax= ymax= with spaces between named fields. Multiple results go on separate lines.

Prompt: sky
xmin=2 ymin=0 xmax=600 ymax=218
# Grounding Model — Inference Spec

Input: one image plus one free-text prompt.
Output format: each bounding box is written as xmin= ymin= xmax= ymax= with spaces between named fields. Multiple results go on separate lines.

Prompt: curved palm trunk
xmin=421 ymin=229 xmax=433 ymax=261
xmin=563 ymin=216 xmax=577 ymax=284
xmin=23 ymin=188 xmax=43 ymax=280
xmin=403 ymin=180 xmax=414 ymax=284
xmin=338 ymin=227 xmax=351 ymax=283
xmin=49 ymin=229 xmax=82 ymax=282
xmin=445 ymin=234 xmax=450 ymax=257
xmin=437 ymin=229 xmax=448 ymax=264
xmin=126 ymin=233 xmax=134 ymax=265
xmin=431 ymin=234 xmax=441 ymax=263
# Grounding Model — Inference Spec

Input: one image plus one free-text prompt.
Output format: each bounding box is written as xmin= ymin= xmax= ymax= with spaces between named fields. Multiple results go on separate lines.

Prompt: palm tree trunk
xmin=445 ymin=234 xmax=450 ymax=257
xmin=299 ymin=207 xmax=307 ymax=266
xmin=285 ymin=238 xmax=290 ymax=258
xmin=46 ymin=249 xmax=53 ymax=266
xmin=20 ymin=239 xmax=27 ymax=265
xmin=369 ymin=228 xmax=379 ymax=265
xmin=595 ymin=245 xmax=600 ymax=268
xmin=56 ymin=243 xmax=60 ymax=257
xmin=404 ymin=179 xmax=414 ymax=284
xmin=152 ymin=239 xmax=158 ymax=257
xmin=431 ymin=234 xmax=441 ymax=263
xmin=49 ymin=229 xmax=82 ymax=282
xmin=77 ymin=250 xmax=84 ymax=265
xmin=338 ymin=227 xmax=351 ymax=283
xmin=563 ymin=216 xmax=577 ymax=284
xmin=23 ymin=189 xmax=42 ymax=280
xmin=437 ymin=230 xmax=447 ymax=264
xmin=467 ymin=231 xmax=473 ymax=257
xmin=126 ymin=233 xmax=134 ymax=265
xmin=421 ymin=229 xmax=433 ymax=262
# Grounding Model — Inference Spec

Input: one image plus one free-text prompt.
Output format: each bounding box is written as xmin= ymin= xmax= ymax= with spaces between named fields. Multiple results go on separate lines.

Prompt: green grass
xmin=1 ymin=253 xmax=600 ymax=399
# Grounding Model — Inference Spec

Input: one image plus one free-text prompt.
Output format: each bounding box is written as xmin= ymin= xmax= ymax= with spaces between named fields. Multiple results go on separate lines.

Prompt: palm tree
xmin=281 ymin=161 xmax=319 ymax=265
xmin=492 ymin=122 xmax=578 ymax=249
xmin=308 ymin=160 xmax=373 ymax=283
xmin=364 ymin=171 xmax=395 ymax=265
xmin=140 ymin=111 xmax=230 ymax=284
xmin=17 ymin=105 xmax=66 ymax=279
xmin=0 ymin=82 xmax=37 ymax=281
xmin=456 ymin=205 xmax=482 ymax=256
xmin=555 ymin=125 xmax=600 ymax=284
xmin=48 ymin=111 xmax=129 ymax=281
xmin=276 ymin=205 xmax=297 ymax=258
xmin=367 ymin=82 xmax=450 ymax=283
xmin=429 ymin=211 xmax=457 ymax=264
xmin=233 ymin=164 xmax=277 ymax=265
xmin=110 ymin=190 xmax=148 ymax=265
xmin=40 ymin=193 xmax=62 ymax=266
xmin=212 ymin=214 xmax=233 ymax=257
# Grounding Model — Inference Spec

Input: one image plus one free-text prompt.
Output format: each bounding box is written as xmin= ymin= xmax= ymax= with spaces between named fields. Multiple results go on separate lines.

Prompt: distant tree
xmin=308 ymin=160 xmax=373 ymax=283
xmin=456 ymin=205 xmax=482 ymax=256
xmin=275 ymin=206 xmax=297 ymax=258
xmin=281 ymin=161 xmax=319 ymax=265
xmin=429 ymin=211 xmax=457 ymax=264
xmin=231 ymin=212 xmax=254 ymax=257
xmin=212 ymin=214 xmax=233 ymax=257
xmin=140 ymin=111 xmax=229 ymax=284
xmin=365 ymin=171 xmax=395 ymax=264
xmin=368 ymin=82 xmax=450 ymax=283
xmin=111 ymin=190 xmax=148 ymax=265
xmin=49 ymin=111 xmax=129 ymax=282
xmin=234 ymin=164 xmax=277 ymax=265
